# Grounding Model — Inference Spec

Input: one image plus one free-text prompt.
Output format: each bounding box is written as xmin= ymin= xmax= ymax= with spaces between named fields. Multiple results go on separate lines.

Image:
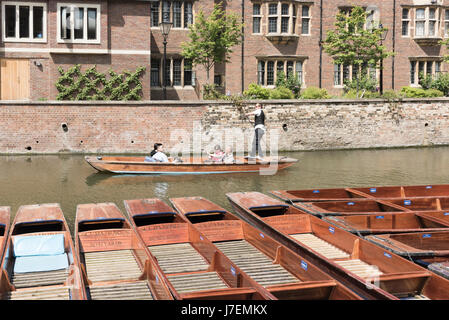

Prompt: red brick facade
xmin=1 ymin=0 xmax=448 ymax=100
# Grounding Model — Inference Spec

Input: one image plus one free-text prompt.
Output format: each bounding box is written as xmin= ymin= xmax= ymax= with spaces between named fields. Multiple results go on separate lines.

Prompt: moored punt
xmin=323 ymin=211 xmax=449 ymax=235
xmin=226 ymin=191 xmax=449 ymax=300
xmin=123 ymin=198 xmax=270 ymax=300
xmin=365 ymin=231 xmax=449 ymax=278
xmin=292 ymin=199 xmax=411 ymax=217
xmin=0 ymin=204 xmax=84 ymax=300
xmin=271 ymin=184 xmax=449 ymax=202
xmin=169 ymin=196 xmax=362 ymax=300
xmin=85 ymin=155 xmax=298 ymax=175
xmin=74 ymin=202 xmax=173 ymax=300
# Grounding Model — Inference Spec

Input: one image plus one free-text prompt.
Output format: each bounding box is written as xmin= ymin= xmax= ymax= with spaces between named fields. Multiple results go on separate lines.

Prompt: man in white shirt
xmin=245 ymin=103 xmax=266 ymax=160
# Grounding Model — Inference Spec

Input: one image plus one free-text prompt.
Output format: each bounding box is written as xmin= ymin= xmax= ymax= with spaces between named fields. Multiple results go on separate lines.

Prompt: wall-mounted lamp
xmin=34 ymin=61 xmax=42 ymax=67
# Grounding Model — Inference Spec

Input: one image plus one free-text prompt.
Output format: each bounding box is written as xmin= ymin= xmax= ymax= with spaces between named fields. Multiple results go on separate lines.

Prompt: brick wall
xmin=1 ymin=99 xmax=448 ymax=154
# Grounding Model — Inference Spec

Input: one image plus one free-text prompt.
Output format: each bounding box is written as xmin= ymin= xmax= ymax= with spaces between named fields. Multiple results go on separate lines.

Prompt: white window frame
xmin=57 ymin=3 xmax=101 ymax=44
xmin=301 ymin=5 xmax=311 ymax=35
xmin=414 ymin=7 xmax=440 ymax=38
xmin=445 ymin=9 xmax=449 ymax=37
xmin=252 ymin=3 xmax=262 ymax=34
xmin=402 ymin=8 xmax=410 ymax=37
xmin=151 ymin=57 xmax=194 ymax=88
xmin=258 ymin=59 xmax=305 ymax=87
xmin=150 ymin=1 xmax=194 ymax=30
xmin=2 ymin=2 xmax=47 ymax=43
xmin=334 ymin=63 xmax=379 ymax=88
xmin=266 ymin=2 xmax=299 ymax=35
xmin=410 ymin=59 xmax=442 ymax=86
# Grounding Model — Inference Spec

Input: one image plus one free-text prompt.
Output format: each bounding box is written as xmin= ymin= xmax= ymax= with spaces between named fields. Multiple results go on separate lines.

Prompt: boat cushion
xmin=13 ymin=234 xmax=65 ymax=257
xmin=14 ymin=253 xmax=69 ymax=273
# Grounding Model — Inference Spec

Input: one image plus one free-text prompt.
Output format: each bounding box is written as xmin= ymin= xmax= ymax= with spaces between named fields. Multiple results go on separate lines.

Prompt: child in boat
xmin=222 ymin=146 xmax=235 ymax=164
xmin=209 ymin=145 xmax=225 ymax=162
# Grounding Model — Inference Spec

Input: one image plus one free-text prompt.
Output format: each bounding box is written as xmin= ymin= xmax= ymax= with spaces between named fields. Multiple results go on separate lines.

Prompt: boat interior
xmin=75 ymin=203 xmax=172 ymax=300
xmin=0 ymin=204 xmax=83 ymax=300
xmin=226 ymin=192 xmax=449 ymax=300
xmin=170 ymin=197 xmax=361 ymax=300
xmin=323 ymin=212 xmax=449 ymax=234
xmin=124 ymin=198 xmax=267 ymax=300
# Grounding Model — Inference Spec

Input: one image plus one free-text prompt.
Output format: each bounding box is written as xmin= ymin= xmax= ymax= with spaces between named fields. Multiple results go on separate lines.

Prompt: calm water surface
xmin=2 ymin=147 xmax=449 ymax=232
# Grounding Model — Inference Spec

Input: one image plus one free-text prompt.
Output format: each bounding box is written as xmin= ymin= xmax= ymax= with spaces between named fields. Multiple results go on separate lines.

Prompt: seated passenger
xmin=151 ymin=143 xmax=169 ymax=163
xmin=209 ymin=145 xmax=225 ymax=162
xmin=222 ymin=146 xmax=235 ymax=164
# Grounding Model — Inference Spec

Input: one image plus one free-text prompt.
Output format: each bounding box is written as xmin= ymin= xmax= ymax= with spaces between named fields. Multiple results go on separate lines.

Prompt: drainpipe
xmin=392 ymin=0 xmax=396 ymax=90
xmin=241 ymin=0 xmax=245 ymax=93
xmin=319 ymin=0 xmax=323 ymax=88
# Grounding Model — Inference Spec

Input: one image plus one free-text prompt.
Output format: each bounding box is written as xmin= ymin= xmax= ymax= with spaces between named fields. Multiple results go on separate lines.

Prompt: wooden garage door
xmin=0 ymin=59 xmax=30 ymax=100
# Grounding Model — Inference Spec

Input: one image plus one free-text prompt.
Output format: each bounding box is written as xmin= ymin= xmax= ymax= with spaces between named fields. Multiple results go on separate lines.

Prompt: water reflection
xmin=1 ymin=147 xmax=449 ymax=232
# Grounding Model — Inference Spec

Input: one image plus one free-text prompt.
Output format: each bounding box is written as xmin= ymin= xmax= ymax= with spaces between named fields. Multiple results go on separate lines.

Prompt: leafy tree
xmin=323 ymin=6 xmax=395 ymax=97
xmin=181 ymin=2 xmax=243 ymax=88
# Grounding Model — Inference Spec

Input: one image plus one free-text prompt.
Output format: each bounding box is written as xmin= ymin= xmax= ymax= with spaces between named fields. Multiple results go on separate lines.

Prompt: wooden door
xmin=0 ymin=59 xmax=30 ymax=100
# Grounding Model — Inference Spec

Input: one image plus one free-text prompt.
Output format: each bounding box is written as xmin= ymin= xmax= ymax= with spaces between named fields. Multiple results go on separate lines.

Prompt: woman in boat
xmin=245 ymin=103 xmax=265 ymax=160
xmin=150 ymin=143 xmax=170 ymax=162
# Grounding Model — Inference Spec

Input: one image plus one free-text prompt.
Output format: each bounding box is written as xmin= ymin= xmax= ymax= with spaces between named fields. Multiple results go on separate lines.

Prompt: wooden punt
xmin=271 ymin=184 xmax=449 ymax=203
xmin=323 ymin=211 xmax=449 ymax=235
xmin=226 ymin=191 xmax=449 ymax=300
xmin=365 ymin=231 xmax=449 ymax=281
xmin=169 ymin=196 xmax=362 ymax=300
xmin=292 ymin=199 xmax=412 ymax=217
xmin=123 ymin=198 xmax=270 ymax=300
xmin=74 ymin=202 xmax=173 ymax=300
xmin=85 ymin=155 xmax=298 ymax=175
xmin=0 ymin=204 xmax=84 ymax=300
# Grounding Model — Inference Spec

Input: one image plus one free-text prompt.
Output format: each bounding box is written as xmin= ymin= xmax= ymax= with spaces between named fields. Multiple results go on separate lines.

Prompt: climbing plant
xmin=55 ymin=64 xmax=146 ymax=101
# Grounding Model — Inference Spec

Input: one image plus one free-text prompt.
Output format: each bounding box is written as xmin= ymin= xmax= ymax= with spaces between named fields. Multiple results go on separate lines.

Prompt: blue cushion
xmin=14 ymin=253 xmax=68 ymax=273
xmin=13 ymin=234 xmax=65 ymax=257
xmin=144 ymin=156 xmax=156 ymax=162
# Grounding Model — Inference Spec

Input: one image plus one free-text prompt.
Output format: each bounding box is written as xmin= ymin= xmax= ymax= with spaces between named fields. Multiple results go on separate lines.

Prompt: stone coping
xmin=1 ymin=97 xmax=449 ymax=106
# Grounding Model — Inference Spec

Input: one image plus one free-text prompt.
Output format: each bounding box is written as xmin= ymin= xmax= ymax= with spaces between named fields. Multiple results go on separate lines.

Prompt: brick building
xmin=0 ymin=0 xmax=448 ymax=101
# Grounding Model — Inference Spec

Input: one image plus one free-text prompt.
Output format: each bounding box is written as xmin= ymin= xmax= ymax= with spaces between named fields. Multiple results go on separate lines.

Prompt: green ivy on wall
xmin=55 ymin=64 xmax=146 ymax=101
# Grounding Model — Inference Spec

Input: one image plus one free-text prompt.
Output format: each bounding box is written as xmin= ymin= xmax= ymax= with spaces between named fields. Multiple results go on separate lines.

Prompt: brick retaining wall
xmin=0 ymin=99 xmax=448 ymax=154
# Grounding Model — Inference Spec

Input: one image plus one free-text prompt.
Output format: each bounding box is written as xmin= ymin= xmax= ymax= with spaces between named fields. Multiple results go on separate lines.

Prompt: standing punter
xmin=246 ymin=103 xmax=266 ymax=160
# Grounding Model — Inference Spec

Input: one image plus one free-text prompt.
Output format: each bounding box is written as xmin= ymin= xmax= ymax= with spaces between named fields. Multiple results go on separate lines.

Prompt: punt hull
xmin=323 ymin=212 xmax=449 ymax=235
xmin=169 ymin=196 xmax=362 ymax=300
xmin=226 ymin=192 xmax=449 ymax=300
xmin=85 ymin=156 xmax=297 ymax=175
xmin=74 ymin=202 xmax=174 ymax=300
xmin=0 ymin=204 xmax=85 ymax=300
xmin=272 ymin=184 xmax=449 ymax=202
xmin=123 ymin=198 xmax=271 ymax=300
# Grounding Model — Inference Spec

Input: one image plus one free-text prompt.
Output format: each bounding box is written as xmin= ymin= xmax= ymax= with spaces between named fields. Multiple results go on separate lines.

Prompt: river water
xmin=1 ymin=146 xmax=449 ymax=232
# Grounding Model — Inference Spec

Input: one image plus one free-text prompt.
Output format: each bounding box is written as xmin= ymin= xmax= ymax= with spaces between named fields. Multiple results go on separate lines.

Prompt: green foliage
xmin=203 ymin=84 xmax=224 ymax=100
xmin=344 ymin=74 xmax=378 ymax=93
xmin=55 ymin=64 xmax=146 ymax=101
xmin=428 ymin=73 xmax=449 ymax=96
xmin=269 ymin=86 xmax=295 ymax=99
xmin=243 ymin=83 xmax=270 ymax=99
xmin=418 ymin=72 xmax=433 ymax=90
xmin=181 ymin=2 xmax=243 ymax=83
xmin=344 ymin=89 xmax=381 ymax=99
xmin=300 ymin=87 xmax=331 ymax=99
xmin=382 ymin=89 xmax=405 ymax=100
xmin=275 ymin=72 xmax=302 ymax=98
xmin=400 ymin=86 xmax=444 ymax=98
